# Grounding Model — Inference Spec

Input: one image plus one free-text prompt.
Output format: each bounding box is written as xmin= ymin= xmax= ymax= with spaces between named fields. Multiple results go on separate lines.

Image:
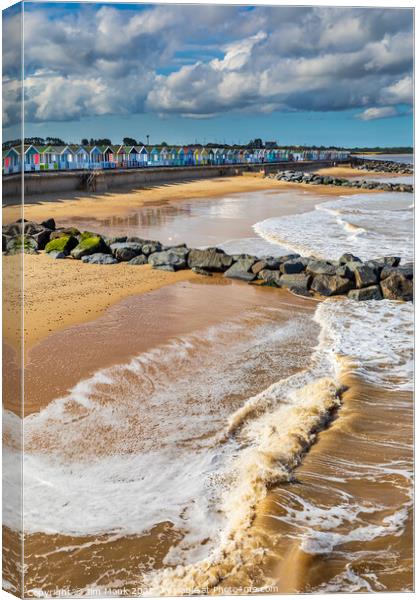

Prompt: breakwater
xmin=2 ymin=160 xmax=343 ymax=202
xmin=350 ymin=157 xmax=413 ymax=174
xmin=3 ymin=219 xmax=413 ymax=302
xmin=267 ymin=170 xmax=413 ymax=192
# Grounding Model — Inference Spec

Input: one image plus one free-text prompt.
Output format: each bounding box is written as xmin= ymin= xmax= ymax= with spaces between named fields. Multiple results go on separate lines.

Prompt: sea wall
xmin=2 ymin=160 xmax=341 ymax=202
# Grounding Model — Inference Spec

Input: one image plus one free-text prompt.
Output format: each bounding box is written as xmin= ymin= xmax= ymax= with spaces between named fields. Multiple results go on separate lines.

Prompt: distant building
xmin=264 ymin=141 xmax=278 ymax=149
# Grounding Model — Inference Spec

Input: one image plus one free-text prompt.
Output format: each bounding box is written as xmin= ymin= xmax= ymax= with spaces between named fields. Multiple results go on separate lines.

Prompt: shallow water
xmin=3 ymin=182 xmax=414 ymax=595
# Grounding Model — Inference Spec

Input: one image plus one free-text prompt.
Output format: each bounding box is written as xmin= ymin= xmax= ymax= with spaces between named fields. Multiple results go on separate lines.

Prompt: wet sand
xmin=5 ymin=184 xmax=342 ymax=351
xmin=17 ymin=280 xmax=317 ymax=416
xmin=316 ymin=166 xmax=405 ymax=179
xmin=2 ymin=174 xmax=413 ymax=596
xmin=6 ymin=281 xmax=319 ymax=596
xmin=3 ymin=174 xmax=374 ymax=226
xmin=3 ymin=254 xmax=199 ymax=350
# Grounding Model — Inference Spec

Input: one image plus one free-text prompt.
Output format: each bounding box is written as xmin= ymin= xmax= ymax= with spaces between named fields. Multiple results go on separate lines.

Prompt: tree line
xmin=2 ymin=137 xmax=413 ymax=154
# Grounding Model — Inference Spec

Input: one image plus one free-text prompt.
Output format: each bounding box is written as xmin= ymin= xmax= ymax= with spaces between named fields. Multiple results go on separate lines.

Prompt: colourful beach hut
xmin=136 ymin=146 xmax=148 ymax=166
xmin=100 ymin=145 xmax=116 ymax=168
xmin=148 ymin=147 xmax=160 ymax=166
xmin=74 ymin=146 xmax=90 ymax=169
xmin=177 ymin=147 xmax=186 ymax=166
xmin=88 ymin=146 xmax=103 ymax=168
xmin=166 ymin=147 xmax=175 ymax=166
xmin=212 ymin=148 xmax=222 ymax=165
xmin=184 ymin=147 xmax=194 ymax=166
xmin=159 ymin=147 xmax=169 ymax=166
xmin=200 ymin=148 xmax=209 ymax=165
xmin=24 ymin=145 xmax=41 ymax=171
xmin=3 ymin=147 xmax=21 ymax=174
xmin=194 ymin=148 xmax=202 ymax=166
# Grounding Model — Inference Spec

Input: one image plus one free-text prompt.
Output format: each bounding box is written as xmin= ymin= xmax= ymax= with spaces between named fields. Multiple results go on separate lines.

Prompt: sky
xmin=2 ymin=1 xmax=414 ymax=147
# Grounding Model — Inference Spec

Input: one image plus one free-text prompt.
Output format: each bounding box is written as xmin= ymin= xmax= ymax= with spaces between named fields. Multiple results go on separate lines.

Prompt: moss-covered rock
xmin=71 ymin=235 xmax=108 ymax=259
xmin=50 ymin=227 xmax=80 ymax=240
xmin=45 ymin=235 xmax=78 ymax=255
xmin=6 ymin=235 xmax=39 ymax=255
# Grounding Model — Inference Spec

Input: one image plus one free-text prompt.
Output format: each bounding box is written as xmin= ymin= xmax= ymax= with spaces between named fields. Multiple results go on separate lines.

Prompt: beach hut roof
xmin=75 ymin=146 xmax=90 ymax=154
xmin=43 ymin=145 xmax=75 ymax=155
xmin=23 ymin=144 xmax=41 ymax=154
xmin=4 ymin=146 xmax=21 ymax=157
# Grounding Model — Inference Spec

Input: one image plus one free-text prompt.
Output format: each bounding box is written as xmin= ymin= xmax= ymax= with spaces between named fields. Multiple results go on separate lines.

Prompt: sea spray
xmin=254 ymin=191 xmax=413 ymax=261
xmin=143 ymin=297 xmax=413 ymax=594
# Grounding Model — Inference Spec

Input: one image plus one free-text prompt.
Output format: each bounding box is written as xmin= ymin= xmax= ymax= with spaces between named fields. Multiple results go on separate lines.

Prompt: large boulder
xmin=381 ymin=263 xmax=413 ymax=281
xmin=3 ymin=222 xmax=22 ymax=237
xmin=45 ymin=234 xmax=78 ymax=255
xmin=348 ymin=286 xmax=382 ymax=301
xmin=166 ymin=246 xmax=190 ymax=259
xmin=306 ymin=260 xmax=337 ymax=276
xmin=32 ymin=228 xmax=52 ymax=250
xmin=128 ymin=255 xmax=148 ymax=265
xmin=373 ymin=256 xmax=401 ymax=268
xmin=257 ymin=269 xmax=282 ymax=286
xmin=251 ymin=260 xmax=267 ymax=274
xmin=141 ymin=241 xmax=163 ymax=256
xmin=263 ymin=257 xmax=283 ymax=270
xmin=71 ymin=234 xmax=109 ymax=260
xmin=339 ymin=253 xmax=362 ymax=265
xmin=347 ymin=262 xmax=379 ymax=288
xmin=188 ymin=248 xmax=233 ymax=272
xmin=50 ymin=227 xmax=81 ymax=240
xmin=105 ymin=236 xmax=127 ymax=245
xmin=40 ymin=218 xmax=56 ymax=231
xmin=279 ymin=273 xmax=312 ymax=291
xmin=311 ymin=274 xmax=353 ymax=296
xmin=224 ymin=258 xmax=257 ymax=281
xmin=6 ymin=235 xmax=38 ymax=255
xmin=110 ymin=242 xmax=143 ymax=261
xmin=280 ymin=258 xmax=306 ymax=274
xmin=81 ymin=253 xmax=118 ymax=265
xmin=2 ymin=234 xmax=11 ymax=251
xmin=148 ymin=250 xmax=187 ymax=271
xmin=22 ymin=221 xmax=44 ymax=236
xmin=381 ymin=273 xmax=413 ymax=301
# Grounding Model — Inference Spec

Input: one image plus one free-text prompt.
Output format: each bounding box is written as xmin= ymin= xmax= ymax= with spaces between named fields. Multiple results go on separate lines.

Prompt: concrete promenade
xmin=2 ymin=159 xmax=345 ymax=202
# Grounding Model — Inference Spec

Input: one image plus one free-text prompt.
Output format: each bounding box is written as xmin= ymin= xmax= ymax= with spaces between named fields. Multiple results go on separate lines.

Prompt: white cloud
xmin=356 ymin=106 xmax=399 ymax=121
xmin=2 ymin=4 xmax=413 ymax=126
xmin=382 ymin=75 xmax=413 ymax=104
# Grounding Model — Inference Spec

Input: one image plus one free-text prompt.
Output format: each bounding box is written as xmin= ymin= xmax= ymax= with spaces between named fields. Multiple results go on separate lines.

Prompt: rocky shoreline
xmin=3 ymin=219 xmax=413 ymax=303
xmin=352 ymin=159 xmax=413 ymax=174
xmin=266 ymin=170 xmax=413 ymax=192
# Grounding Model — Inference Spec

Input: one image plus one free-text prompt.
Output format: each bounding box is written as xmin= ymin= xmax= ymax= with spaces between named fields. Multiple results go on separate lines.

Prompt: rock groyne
xmin=351 ymin=158 xmax=413 ymax=174
xmin=266 ymin=170 xmax=413 ymax=193
xmin=3 ymin=219 xmax=413 ymax=303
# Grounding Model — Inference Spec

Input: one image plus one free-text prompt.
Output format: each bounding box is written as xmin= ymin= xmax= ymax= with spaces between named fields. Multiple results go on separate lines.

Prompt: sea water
xmin=3 ymin=185 xmax=414 ymax=594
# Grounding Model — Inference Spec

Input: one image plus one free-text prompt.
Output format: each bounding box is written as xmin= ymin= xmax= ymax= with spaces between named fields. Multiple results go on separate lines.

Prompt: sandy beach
xmin=3 ymin=174 xmax=376 ymax=226
xmin=316 ymin=166 xmax=405 ymax=179
xmin=3 ymin=175 xmax=375 ymax=351
xmin=2 ymin=169 xmax=413 ymax=596
xmin=3 ymin=254 xmax=200 ymax=349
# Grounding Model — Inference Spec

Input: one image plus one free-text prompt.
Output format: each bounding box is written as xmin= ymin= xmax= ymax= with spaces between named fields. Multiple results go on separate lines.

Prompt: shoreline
xmin=3 ymin=255 xmax=200 ymax=350
xmin=3 ymin=173 xmax=407 ymax=352
xmin=3 ymin=177 xmax=373 ymax=350
xmin=315 ymin=166 xmax=408 ymax=179
xmin=3 ymin=174 xmax=377 ymax=225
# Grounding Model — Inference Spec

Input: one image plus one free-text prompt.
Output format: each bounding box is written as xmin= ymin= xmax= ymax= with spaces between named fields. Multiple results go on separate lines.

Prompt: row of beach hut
xmin=3 ymin=144 xmax=350 ymax=174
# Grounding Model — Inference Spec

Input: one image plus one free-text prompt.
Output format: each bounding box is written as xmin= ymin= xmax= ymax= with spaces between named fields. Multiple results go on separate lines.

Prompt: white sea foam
xmin=254 ymin=191 xmax=413 ymax=261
